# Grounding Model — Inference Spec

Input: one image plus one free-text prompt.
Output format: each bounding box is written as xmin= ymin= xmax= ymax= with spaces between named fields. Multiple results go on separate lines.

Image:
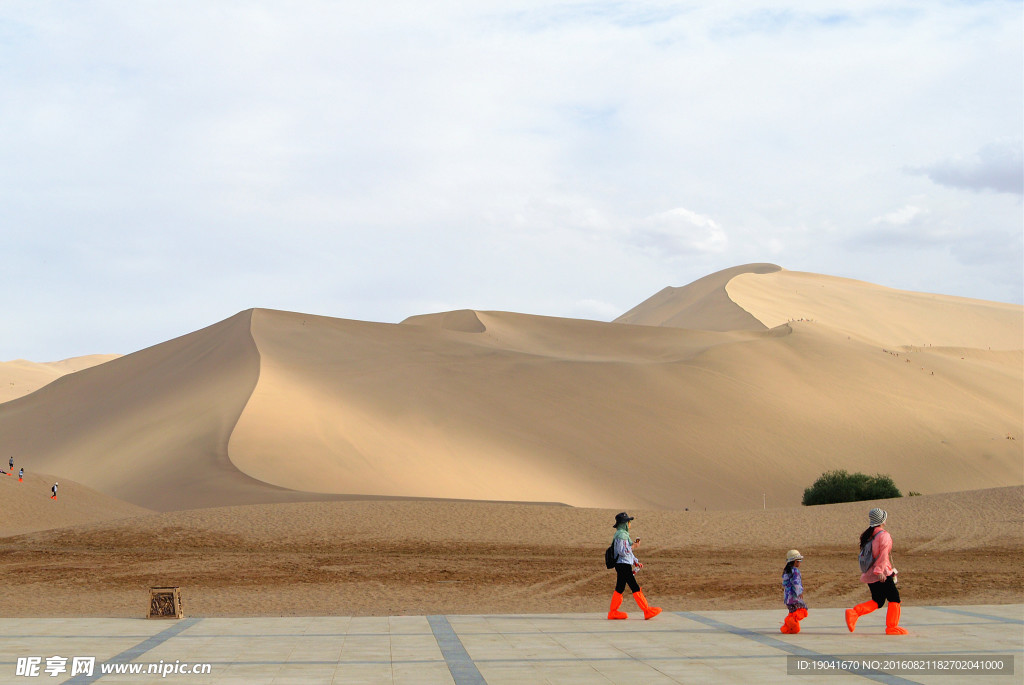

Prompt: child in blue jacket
xmin=780 ymin=549 xmax=808 ymax=633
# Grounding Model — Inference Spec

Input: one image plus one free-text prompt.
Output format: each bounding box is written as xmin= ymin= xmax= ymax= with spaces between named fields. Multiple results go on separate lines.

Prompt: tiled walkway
xmin=0 ymin=605 xmax=1019 ymax=684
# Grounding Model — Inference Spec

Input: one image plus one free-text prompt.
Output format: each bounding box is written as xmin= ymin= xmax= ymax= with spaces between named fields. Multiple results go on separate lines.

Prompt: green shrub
xmin=908 ymin=491 xmax=922 ymax=497
xmin=802 ymin=470 xmax=902 ymax=506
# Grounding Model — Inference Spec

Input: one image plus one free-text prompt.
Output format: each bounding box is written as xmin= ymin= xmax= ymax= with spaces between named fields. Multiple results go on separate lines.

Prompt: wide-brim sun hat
xmin=868 ymin=508 xmax=887 ymax=526
xmin=786 ymin=549 xmax=803 ymax=563
xmin=613 ymin=512 xmax=635 ymax=527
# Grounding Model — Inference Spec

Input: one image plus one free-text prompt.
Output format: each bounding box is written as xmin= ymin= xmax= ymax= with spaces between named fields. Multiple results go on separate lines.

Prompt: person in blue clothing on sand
xmin=607 ymin=512 xmax=661 ymax=620
xmin=780 ymin=549 xmax=808 ymax=633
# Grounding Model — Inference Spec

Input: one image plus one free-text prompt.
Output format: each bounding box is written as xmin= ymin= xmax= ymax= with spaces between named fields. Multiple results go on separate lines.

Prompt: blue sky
xmin=1 ymin=0 xmax=1021 ymax=360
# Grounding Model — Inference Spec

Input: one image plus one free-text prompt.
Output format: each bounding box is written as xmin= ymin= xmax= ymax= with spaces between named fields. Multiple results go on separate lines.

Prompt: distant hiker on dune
xmin=18 ymin=468 xmax=23 ymax=481
xmin=845 ymin=508 xmax=908 ymax=635
xmin=50 ymin=482 xmax=58 ymax=500
xmin=780 ymin=549 xmax=808 ymax=633
xmin=607 ymin=512 xmax=661 ymax=620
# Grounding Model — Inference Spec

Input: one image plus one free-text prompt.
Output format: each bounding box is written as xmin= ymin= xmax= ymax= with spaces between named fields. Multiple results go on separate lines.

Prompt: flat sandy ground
xmin=0 ymin=486 xmax=1019 ymax=618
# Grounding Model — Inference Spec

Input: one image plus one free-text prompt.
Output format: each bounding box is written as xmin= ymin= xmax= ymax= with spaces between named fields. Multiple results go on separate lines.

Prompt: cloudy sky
xmin=2 ymin=1 xmax=1021 ymax=360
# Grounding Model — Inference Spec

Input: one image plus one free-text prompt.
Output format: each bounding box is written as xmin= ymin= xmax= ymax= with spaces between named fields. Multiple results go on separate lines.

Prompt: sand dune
xmin=229 ymin=306 xmax=1021 ymax=510
xmin=0 ymin=312 xmax=271 ymax=511
xmin=0 ymin=471 xmax=151 ymax=537
xmin=0 ymin=355 xmax=120 ymax=404
xmin=614 ymin=263 xmax=783 ymax=330
xmin=1 ymin=265 xmax=1019 ymax=620
xmin=726 ymin=268 xmax=1024 ymax=349
xmin=0 ymin=266 xmax=1020 ymax=512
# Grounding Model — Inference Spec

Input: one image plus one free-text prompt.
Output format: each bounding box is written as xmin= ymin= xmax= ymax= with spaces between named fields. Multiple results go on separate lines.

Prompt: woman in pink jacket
xmin=845 ymin=507 xmax=907 ymax=635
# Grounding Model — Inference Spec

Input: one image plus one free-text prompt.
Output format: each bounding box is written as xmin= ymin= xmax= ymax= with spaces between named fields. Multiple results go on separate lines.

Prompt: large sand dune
xmin=0 ymin=312 xmax=274 ymax=510
xmin=231 ymin=307 xmax=1022 ymax=511
xmin=0 ymin=266 xmax=1020 ymax=512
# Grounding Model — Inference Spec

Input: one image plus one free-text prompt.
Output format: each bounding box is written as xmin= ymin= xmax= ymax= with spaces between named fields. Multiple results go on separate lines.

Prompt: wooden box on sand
xmin=148 ymin=587 xmax=183 ymax=620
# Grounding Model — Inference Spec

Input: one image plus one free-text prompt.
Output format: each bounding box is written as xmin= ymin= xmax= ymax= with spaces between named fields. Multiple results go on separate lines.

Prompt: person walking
xmin=7 ymin=456 xmax=12 ymax=476
xmin=607 ymin=512 xmax=661 ymax=620
xmin=18 ymin=467 xmax=23 ymax=482
xmin=50 ymin=482 xmax=58 ymax=500
xmin=845 ymin=507 xmax=908 ymax=635
xmin=780 ymin=549 xmax=808 ymax=633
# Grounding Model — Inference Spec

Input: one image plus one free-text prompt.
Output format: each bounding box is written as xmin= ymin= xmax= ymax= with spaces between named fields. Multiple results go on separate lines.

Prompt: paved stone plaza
xmin=0 ymin=605 xmax=1020 ymax=684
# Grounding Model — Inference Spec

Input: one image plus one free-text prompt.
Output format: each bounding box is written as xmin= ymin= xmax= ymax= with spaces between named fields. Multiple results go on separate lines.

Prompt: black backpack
xmin=604 ymin=543 xmax=616 ymax=569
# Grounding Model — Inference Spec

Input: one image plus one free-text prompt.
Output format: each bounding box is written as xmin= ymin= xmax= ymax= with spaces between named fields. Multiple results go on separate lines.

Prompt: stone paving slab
xmin=0 ymin=605 xmax=1019 ymax=684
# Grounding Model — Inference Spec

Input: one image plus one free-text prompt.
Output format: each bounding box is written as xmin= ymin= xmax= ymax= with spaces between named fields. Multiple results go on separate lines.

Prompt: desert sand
xmin=726 ymin=268 xmax=1024 ymax=349
xmin=0 ymin=471 xmax=151 ymax=537
xmin=0 ymin=264 xmax=1020 ymax=618
xmin=0 ymin=486 xmax=1019 ymax=617
xmin=614 ymin=262 xmax=783 ymax=331
xmin=0 ymin=354 xmax=119 ymax=403
xmin=0 ymin=265 xmax=1020 ymax=512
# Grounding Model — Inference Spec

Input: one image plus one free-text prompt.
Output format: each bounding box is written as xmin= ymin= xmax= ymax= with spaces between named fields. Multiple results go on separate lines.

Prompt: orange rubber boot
xmin=780 ymin=613 xmax=800 ymax=634
xmin=633 ymin=590 xmax=661 ymax=620
xmin=607 ymin=592 xmax=628 ymax=620
xmin=845 ymin=600 xmax=877 ymax=632
xmin=885 ymin=602 xmax=908 ymax=635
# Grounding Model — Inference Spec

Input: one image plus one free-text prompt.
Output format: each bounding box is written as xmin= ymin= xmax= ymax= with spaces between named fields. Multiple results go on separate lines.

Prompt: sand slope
xmin=0 ymin=312 xmax=272 ymax=511
xmin=228 ymin=306 xmax=1022 ymax=510
xmin=0 ymin=471 xmax=151 ymax=537
xmin=0 ymin=266 xmax=1020 ymax=512
xmin=726 ymin=268 xmax=1024 ymax=349
xmin=228 ymin=309 xmax=762 ymax=507
xmin=614 ymin=263 xmax=782 ymax=330
xmin=0 ymin=355 xmax=120 ymax=404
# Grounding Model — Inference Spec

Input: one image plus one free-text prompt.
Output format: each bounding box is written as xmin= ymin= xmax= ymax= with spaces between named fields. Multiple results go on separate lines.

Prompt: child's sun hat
xmin=786 ymin=549 xmax=803 ymax=563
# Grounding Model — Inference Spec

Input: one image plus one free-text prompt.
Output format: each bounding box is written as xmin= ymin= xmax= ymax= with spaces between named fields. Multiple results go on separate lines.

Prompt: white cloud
xmin=630 ymin=208 xmax=729 ymax=257
xmin=871 ymin=205 xmax=927 ymax=226
xmin=0 ymin=0 xmax=1021 ymax=358
xmin=912 ymin=142 xmax=1023 ymax=196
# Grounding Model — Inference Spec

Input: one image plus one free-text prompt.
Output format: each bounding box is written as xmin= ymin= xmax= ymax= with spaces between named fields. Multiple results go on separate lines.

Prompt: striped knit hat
xmin=868 ymin=508 xmax=887 ymax=526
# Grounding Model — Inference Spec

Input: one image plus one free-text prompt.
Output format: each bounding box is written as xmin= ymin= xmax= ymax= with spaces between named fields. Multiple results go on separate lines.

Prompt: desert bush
xmin=802 ymin=470 xmax=902 ymax=506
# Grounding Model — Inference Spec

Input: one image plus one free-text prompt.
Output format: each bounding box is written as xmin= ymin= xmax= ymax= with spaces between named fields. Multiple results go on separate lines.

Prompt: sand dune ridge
xmin=0 ymin=266 xmax=1019 ymax=512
